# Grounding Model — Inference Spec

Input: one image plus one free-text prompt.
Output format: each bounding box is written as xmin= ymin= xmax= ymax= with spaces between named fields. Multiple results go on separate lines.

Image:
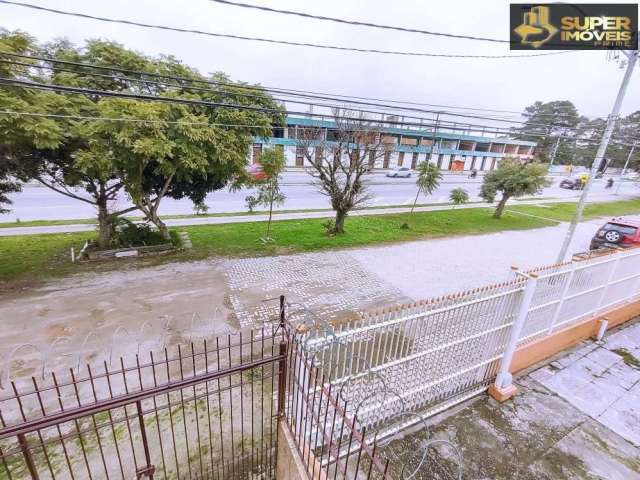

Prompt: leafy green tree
xmin=193 ymin=201 xmax=209 ymax=215
xmin=574 ymin=112 xmax=640 ymax=169
xmin=0 ymin=31 xmax=282 ymax=245
xmin=411 ymin=161 xmax=442 ymax=214
xmin=480 ymin=158 xmax=550 ymax=218
xmin=513 ymin=101 xmax=579 ymax=164
xmin=0 ymin=168 xmax=20 ymax=214
xmin=245 ymin=194 xmax=259 ymax=212
xmin=253 ymin=147 xmax=286 ymax=240
xmin=449 ymin=187 xmax=469 ymax=208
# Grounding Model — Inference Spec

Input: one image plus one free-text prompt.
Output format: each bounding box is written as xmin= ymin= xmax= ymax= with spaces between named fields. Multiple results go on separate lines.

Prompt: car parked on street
xmin=386 ymin=167 xmax=412 ymax=178
xmin=559 ymin=177 xmax=585 ymax=190
xmin=590 ymin=217 xmax=640 ymax=250
xmin=247 ymin=163 xmax=268 ymax=181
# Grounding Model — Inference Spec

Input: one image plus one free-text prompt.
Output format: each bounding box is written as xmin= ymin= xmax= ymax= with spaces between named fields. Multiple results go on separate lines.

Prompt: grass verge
xmin=0 ymin=200 xmax=489 ymax=228
xmin=507 ymin=199 xmax=640 ymax=222
xmin=1 ymin=198 xmax=638 ymax=287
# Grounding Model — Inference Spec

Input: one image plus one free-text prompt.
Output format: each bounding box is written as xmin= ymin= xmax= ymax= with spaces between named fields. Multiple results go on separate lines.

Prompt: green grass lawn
xmin=0 ymin=232 xmax=92 ymax=282
xmin=0 ymin=200 xmax=488 ymax=228
xmin=1 ymin=198 xmax=638 ymax=287
xmin=182 ymin=207 xmax=554 ymax=257
xmin=508 ymin=199 xmax=640 ymax=222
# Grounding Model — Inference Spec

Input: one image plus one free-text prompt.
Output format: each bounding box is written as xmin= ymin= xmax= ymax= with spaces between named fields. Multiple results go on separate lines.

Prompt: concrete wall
xmin=276 ymin=422 xmax=328 ymax=480
xmin=509 ymin=299 xmax=640 ymax=376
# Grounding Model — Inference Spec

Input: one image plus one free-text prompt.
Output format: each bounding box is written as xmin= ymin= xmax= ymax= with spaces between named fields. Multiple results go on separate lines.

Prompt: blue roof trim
xmin=283 ymin=116 xmax=536 ymax=147
xmin=254 ymin=137 xmax=522 ymax=157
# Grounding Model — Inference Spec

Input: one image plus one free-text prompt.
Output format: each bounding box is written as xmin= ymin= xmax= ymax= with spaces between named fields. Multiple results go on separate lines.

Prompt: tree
xmin=513 ymin=101 xmax=579 ymax=164
xmin=0 ymin=31 xmax=282 ymax=245
xmin=411 ymin=161 xmax=442 ymax=214
xmin=253 ymin=147 xmax=286 ymax=240
xmin=480 ymin=158 xmax=550 ymax=218
xmin=193 ymin=201 xmax=209 ymax=215
xmin=297 ymin=109 xmax=388 ymax=234
xmin=449 ymin=188 xmax=469 ymax=208
xmin=0 ymin=169 xmax=20 ymax=214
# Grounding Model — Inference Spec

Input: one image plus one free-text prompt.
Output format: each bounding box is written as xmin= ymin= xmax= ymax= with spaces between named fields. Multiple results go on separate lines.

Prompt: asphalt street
xmin=2 ymin=171 xmax=636 ymax=223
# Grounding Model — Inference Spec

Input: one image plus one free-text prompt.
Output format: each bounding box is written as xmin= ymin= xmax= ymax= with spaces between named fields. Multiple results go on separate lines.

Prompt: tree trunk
xmin=493 ymin=194 xmax=510 ymax=219
xmin=410 ymin=186 xmax=421 ymax=215
xmin=152 ymin=213 xmax=171 ymax=241
xmin=97 ymin=198 xmax=112 ymax=249
xmin=334 ymin=210 xmax=347 ymax=234
xmin=266 ymin=198 xmax=273 ymax=238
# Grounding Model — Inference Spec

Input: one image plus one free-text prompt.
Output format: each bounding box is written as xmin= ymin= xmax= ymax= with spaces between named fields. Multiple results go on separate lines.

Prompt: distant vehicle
xmin=386 ymin=167 xmax=412 ymax=178
xmin=247 ymin=163 xmax=268 ymax=181
xmin=590 ymin=218 xmax=640 ymax=250
xmin=559 ymin=177 xmax=585 ymax=190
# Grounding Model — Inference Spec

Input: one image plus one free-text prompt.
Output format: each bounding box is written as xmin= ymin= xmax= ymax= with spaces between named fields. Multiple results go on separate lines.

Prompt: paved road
xmin=2 ymin=171 xmax=636 ymax=224
xmin=0 ymin=193 xmax=635 ymax=237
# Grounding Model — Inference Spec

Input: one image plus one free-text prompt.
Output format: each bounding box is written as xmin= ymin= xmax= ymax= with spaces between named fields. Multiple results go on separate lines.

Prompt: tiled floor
xmin=391 ymin=320 xmax=640 ymax=479
xmin=534 ymin=321 xmax=640 ymax=447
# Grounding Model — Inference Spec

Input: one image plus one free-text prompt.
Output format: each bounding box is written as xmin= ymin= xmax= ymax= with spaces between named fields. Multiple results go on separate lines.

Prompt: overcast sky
xmin=1 ymin=0 xmax=639 ymax=124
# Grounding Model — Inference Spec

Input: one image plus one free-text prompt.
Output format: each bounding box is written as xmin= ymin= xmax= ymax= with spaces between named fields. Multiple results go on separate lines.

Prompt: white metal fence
xmin=302 ymin=247 xmax=640 ymax=437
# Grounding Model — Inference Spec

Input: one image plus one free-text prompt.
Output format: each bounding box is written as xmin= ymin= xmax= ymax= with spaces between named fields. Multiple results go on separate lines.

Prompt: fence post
xmin=489 ymin=272 xmax=538 ymax=402
xmin=277 ymin=293 xmax=288 ymax=414
xmin=17 ymin=433 xmax=39 ymax=480
xmin=135 ymin=400 xmax=155 ymax=479
xmin=547 ymin=261 xmax=576 ymax=335
xmin=595 ymin=251 xmax=622 ymax=315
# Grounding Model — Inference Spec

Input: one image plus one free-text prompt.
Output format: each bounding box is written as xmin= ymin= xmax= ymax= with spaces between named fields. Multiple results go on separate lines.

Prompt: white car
xmin=386 ymin=167 xmax=412 ymax=178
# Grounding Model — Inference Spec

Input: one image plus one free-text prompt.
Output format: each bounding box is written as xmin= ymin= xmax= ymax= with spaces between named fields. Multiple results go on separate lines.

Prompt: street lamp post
xmin=556 ymin=50 xmax=638 ymax=263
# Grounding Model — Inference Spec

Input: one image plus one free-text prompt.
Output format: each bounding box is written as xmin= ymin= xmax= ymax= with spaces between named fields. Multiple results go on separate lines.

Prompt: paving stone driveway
xmin=223 ymin=251 xmax=410 ymax=328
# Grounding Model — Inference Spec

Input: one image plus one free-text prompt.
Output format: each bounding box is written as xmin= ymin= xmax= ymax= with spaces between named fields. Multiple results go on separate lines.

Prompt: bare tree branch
xmin=297 ymin=108 xmax=388 ymax=233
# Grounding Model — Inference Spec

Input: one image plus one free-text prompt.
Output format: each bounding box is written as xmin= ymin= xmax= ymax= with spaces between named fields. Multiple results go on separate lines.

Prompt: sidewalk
xmin=0 ymin=193 xmax=630 ymax=237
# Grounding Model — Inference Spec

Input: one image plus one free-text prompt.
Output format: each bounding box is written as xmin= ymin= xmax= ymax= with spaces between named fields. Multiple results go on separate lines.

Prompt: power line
xmin=208 ymin=0 xmax=592 ymax=49
xmin=0 ymin=54 xmax=582 ymax=130
xmin=0 ymin=76 xmax=575 ymax=136
xmin=209 ymin=0 xmax=509 ymax=43
xmin=0 ymin=51 xmax=583 ymax=123
xmin=0 ymin=110 xmax=267 ymax=127
xmin=2 ymin=108 xmax=636 ymax=147
xmin=0 ymin=1 xmax=575 ymax=59
xmin=0 ymin=58 xmax=544 ymax=128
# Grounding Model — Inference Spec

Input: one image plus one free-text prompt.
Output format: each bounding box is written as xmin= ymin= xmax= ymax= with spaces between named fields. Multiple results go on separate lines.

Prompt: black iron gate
xmin=0 ymin=327 xmax=286 ymax=480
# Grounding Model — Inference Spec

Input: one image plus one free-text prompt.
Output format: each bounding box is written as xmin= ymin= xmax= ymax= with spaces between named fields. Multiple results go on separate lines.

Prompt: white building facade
xmin=250 ymin=116 xmax=537 ymax=171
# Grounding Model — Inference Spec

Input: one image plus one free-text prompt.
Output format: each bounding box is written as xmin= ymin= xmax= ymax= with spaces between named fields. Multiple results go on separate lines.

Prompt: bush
xmin=449 ymin=188 xmax=470 ymax=207
xmin=193 ymin=201 xmax=209 ymax=215
xmin=322 ymin=219 xmax=337 ymax=236
xmin=245 ymin=195 xmax=259 ymax=213
xmin=112 ymin=219 xmax=166 ymax=248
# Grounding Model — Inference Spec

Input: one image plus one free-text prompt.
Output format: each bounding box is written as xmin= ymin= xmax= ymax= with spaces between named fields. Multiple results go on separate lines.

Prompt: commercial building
xmin=250 ymin=116 xmax=537 ymax=171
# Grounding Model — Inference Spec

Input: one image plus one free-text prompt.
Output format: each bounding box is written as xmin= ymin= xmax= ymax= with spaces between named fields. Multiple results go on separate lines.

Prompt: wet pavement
xmin=399 ymin=320 xmax=640 ymax=479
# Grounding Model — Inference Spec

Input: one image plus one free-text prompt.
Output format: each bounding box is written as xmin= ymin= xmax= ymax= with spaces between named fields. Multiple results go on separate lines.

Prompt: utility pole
xmin=621 ymin=141 xmax=637 ymax=177
xmin=616 ymin=141 xmax=638 ymax=195
xmin=548 ymin=135 xmax=562 ymax=166
xmin=556 ymin=50 xmax=638 ymax=263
